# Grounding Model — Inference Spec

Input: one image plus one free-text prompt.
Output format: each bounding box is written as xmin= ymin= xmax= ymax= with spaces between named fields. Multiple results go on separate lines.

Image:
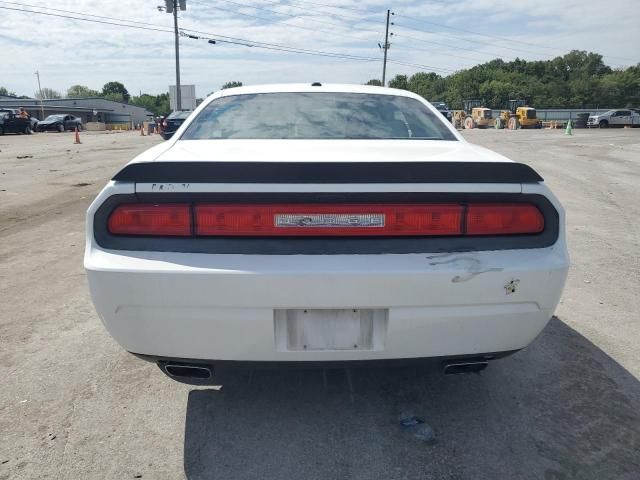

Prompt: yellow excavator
xmin=452 ymin=100 xmax=493 ymax=129
xmin=495 ymin=100 xmax=542 ymax=129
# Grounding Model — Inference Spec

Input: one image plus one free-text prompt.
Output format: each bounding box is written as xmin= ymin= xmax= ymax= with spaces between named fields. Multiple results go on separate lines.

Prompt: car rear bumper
xmin=85 ymin=246 xmax=568 ymax=362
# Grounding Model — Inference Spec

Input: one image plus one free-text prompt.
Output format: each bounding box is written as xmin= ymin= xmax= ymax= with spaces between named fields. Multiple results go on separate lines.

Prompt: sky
xmin=0 ymin=0 xmax=638 ymax=98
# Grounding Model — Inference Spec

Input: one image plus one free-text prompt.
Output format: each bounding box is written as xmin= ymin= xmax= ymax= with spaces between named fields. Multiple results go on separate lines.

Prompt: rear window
xmin=181 ymin=92 xmax=457 ymax=140
xmin=168 ymin=111 xmax=192 ymax=120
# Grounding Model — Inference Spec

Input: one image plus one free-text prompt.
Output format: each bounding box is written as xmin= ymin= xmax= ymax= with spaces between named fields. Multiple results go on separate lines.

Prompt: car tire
xmin=57 ymin=124 xmax=64 ymax=132
xmin=599 ymin=120 xmax=608 ymax=128
xmin=24 ymin=126 xmax=33 ymax=135
xmin=0 ymin=126 xmax=4 ymax=135
xmin=464 ymin=117 xmax=475 ymax=129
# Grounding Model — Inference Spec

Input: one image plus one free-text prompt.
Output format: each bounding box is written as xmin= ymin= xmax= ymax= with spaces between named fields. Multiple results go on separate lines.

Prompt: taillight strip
xmin=195 ymin=204 xmax=464 ymax=236
xmin=107 ymin=203 xmax=544 ymax=237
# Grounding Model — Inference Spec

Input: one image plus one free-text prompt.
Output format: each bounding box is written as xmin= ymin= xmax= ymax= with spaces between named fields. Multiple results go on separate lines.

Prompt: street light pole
xmin=161 ymin=0 xmax=186 ymax=111
xmin=172 ymin=0 xmax=181 ymax=111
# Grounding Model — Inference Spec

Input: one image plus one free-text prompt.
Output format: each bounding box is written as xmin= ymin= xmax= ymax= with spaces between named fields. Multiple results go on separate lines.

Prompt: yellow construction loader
xmin=495 ymin=100 xmax=542 ymax=129
xmin=452 ymin=100 xmax=494 ymax=129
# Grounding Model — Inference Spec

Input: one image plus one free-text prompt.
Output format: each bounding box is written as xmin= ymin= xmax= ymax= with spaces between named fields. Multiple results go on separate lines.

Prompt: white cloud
xmin=0 ymin=0 xmax=637 ymax=98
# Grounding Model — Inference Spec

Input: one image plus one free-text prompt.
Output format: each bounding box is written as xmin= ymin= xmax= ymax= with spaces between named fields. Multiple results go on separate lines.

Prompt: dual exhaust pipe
xmin=160 ymin=359 xmax=489 ymax=380
xmin=162 ymin=362 xmax=213 ymax=380
xmin=442 ymin=359 xmax=489 ymax=375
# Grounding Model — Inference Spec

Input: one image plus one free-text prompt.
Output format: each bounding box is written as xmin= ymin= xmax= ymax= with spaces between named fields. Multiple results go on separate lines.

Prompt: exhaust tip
xmin=443 ymin=360 xmax=489 ymax=375
xmin=164 ymin=363 xmax=212 ymax=380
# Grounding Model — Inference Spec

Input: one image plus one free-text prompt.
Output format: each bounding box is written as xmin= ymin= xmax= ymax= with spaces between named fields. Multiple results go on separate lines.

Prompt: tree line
xmin=371 ymin=50 xmax=640 ymax=109
xmin=2 ymin=51 xmax=638 ymax=114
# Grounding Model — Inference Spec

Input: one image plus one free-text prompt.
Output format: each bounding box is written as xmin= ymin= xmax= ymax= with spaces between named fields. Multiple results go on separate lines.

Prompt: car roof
xmin=216 ymin=83 xmax=427 ymax=101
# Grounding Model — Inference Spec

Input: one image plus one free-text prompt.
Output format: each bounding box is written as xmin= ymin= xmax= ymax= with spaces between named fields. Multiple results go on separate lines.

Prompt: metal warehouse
xmin=0 ymin=97 xmax=153 ymax=127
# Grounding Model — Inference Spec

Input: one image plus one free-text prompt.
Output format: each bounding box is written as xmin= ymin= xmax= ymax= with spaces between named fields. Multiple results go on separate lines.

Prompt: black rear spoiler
xmin=112 ymin=161 xmax=543 ymax=184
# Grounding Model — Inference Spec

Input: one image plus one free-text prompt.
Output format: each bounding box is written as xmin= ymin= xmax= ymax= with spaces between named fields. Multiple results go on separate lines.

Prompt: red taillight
xmin=108 ymin=204 xmax=191 ymax=236
xmin=466 ymin=204 xmax=544 ymax=235
xmin=195 ymin=204 xmax=464 ymax=236
xmin=106 ymin=202 xmax=545 ymax=237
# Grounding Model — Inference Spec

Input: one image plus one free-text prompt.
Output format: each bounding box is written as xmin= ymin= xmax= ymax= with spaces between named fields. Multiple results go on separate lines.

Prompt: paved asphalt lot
xmin=1 ymin=129 xmax=639 ymax=479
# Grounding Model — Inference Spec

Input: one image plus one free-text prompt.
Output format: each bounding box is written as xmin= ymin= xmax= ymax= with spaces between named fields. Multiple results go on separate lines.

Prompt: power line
xmin=193 ymin=0 xmax=380 ymax=34
xmin=182 ymin=28 xmax=455 ymax=73
xmin=190 ymin=0 xmax=378 ymax=42
xmin=393 ymin=13 xmax=637 ymax=62
xmin=393 ymin=13 xmax=566 ymax=51
xmin=392 ymin=30 xmax=520 ymax=62
xmin=272 ymin=0 xmax=375 ymax=16
xmin=0 ymin=4 xmax=174 ymax=33
xmin=280 ymin=0 xmax=383 ymax=23
xmin=0 ymin=3 xmax=452 ymax=74
xmin=0 ymin=0 xmax=171 ymax=31
xmin=393 ymin=22 xmax=553 ymax=60
xmin=391 ymin=37 xmax=509 ymax=64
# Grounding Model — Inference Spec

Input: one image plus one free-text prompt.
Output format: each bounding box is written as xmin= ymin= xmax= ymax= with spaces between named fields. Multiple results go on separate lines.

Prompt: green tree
xmin=0 ymin=86 xmax=17 ymax=97
xmin=365 ymin=79 xmax=382 ymax=86
xmin=131 ymin=93 xmax=171 ymax=116
xmin=379 ymin=50 xmax=640 ymax=110
xmin=221 ymin=81 xmax=243 ymax=89
xmin=408 ymin=72 xmax=445 ymax=101
xmin=102 ymin=81 xmax=130 ymax=103
xmin=67 ymin=85 xmax=100 ymax=98
xmin=388 ymin=75 xmax=409 ymax=90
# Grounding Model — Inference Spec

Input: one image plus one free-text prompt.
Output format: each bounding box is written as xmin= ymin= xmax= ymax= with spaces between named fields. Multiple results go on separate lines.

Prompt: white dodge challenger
xmin=85 ymin=84 xmax=569 ymax=383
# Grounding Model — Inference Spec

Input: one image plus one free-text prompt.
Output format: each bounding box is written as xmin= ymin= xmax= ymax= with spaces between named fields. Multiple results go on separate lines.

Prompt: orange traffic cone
xmin=74 ymin=127 xmax=82 ymax=144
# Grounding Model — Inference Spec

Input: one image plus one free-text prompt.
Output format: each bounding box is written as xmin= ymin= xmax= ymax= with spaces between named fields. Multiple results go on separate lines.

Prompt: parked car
xmin=0 ymin=108 xmax=38 ymax=133
xmin=161 ymin=110 xmax=193 ymax=139
xmin=85 ymin=84 xmax=569 ymax=384
xmin=432 ymin=101 xmax=453 ymax=123
xmin=587 ymin=109 xmax=640 ymax=128
xmin=0 ymin=111 xmax=34 ymax=135
xmin=37 ymin=114 xmax=83 ymax=132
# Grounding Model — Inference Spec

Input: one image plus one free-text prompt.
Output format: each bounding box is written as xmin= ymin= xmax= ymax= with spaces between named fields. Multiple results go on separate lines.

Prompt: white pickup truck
xmin=587 ymin=109 xmax=640 ymax=128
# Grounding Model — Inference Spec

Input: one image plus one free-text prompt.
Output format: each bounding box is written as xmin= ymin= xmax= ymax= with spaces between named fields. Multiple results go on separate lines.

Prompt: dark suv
xmin=0 ymin=111 xmax=34 ymax=135
xmin=432 ymin=102 xmax=453 ymax=123
xmin=161 ymin=110 xmax=192 ymax=140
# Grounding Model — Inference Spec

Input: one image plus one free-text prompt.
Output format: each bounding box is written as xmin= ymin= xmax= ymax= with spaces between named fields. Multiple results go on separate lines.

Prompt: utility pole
xmin=34 ymin=70 xmax=45 ymax=120
xmin=173 ymin=0 xmax=181 ymax=110
xmin=381 ymin=9 xmax=393 ymax=87
xmin=161 ymin=0 xmax=186 ymax=110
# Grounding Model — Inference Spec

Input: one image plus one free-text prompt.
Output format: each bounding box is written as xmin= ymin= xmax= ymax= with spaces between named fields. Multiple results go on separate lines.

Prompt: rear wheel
xmin=57 ymin=124 xmax=65 ymax=132
xmin=599 ymin=120 xmax=609 ymax=128
xmin=24 ymin=126 xmax=33 ymax=135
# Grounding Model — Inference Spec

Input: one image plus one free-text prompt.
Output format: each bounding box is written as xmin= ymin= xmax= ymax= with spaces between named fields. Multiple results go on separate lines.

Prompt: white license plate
xmin=274 ymin=309 xmax=386 ymax=351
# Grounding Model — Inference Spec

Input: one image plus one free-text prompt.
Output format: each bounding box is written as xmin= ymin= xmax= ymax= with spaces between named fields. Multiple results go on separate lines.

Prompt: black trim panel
xmin=130 ymin=351 xmax=520 ymax=384
xmin=93 ymin=192 xmax=559 ymax=254
xmin=112 ymin=161 xmax=543 ymax=184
